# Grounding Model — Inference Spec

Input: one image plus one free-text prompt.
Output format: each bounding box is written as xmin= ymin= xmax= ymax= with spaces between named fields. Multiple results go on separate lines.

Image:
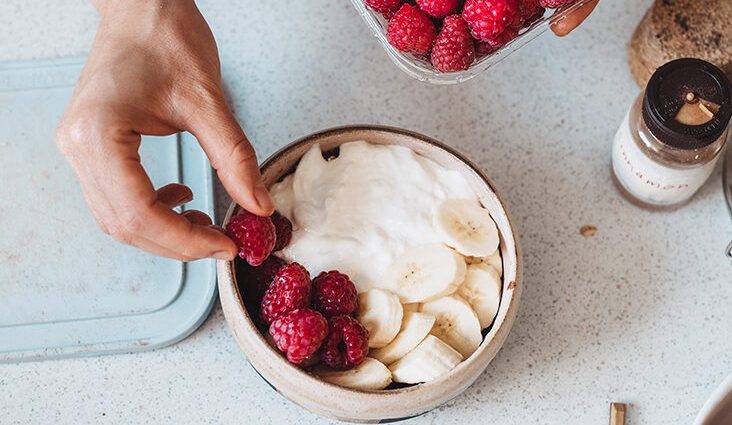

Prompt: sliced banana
xmin=421 ymin=295 xmax=483 ymax=358
xmin=458 ymin=263 xmax=502 ymax=329
xmin=358 ymin=289 xmax=403 ymax=348
xmin=434 ymin=199 xmax=499 ymax=257
xmin=382 ymin=244 xmax=466 ymax=303
xmin=370 ymin=312 xmax=435 ymax=366
xmin=314 ymin=358 xmax=392 ymax=391
xmin=466 ymin=249 xmax=503 ymax=277
xmin=389 ymin=335 xmax=463 ymax=384
xmin=402 ymin=303 xmax=421 ymax=312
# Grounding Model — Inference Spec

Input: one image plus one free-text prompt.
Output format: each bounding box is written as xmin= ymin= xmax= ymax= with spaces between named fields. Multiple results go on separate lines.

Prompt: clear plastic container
xmin=349 ymin=0 xmax=592 ymax=84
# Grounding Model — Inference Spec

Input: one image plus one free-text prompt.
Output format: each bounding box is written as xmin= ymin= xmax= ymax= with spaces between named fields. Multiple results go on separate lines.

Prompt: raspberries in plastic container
xmin=360 ymin=0 xmax=580 ymax=76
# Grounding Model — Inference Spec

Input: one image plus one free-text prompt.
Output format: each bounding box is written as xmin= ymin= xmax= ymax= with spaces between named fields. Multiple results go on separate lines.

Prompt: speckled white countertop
xmin=2 ymin=1 xmax=731 ymax=424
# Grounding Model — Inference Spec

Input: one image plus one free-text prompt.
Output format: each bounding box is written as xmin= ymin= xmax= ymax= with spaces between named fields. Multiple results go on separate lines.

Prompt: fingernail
xmin=254 ymin=184 xmax=274 ymax=214
xmin=213 ymin=251 xmax=235 ymax=261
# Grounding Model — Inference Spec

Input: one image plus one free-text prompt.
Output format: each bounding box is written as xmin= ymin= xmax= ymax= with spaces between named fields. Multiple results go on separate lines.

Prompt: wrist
xmin=95 ymin=0 xmax=197 ymax=18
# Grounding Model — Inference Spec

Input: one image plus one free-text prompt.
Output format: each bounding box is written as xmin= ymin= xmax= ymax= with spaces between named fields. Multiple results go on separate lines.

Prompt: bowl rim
xmin=217 ymin=125 xmax=523 ymax=410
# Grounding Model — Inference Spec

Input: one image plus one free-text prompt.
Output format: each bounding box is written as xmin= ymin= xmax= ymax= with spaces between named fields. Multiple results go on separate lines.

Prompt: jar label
xmin=611 ymin=112 xmax=718 ymax=205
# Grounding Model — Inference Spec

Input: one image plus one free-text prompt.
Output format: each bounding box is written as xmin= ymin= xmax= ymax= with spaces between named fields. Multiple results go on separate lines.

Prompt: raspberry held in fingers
xmin=226 ymin=210 xmax=276 ymax=266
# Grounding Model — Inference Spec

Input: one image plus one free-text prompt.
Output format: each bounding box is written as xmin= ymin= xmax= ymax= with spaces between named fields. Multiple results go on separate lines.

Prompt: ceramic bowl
xmin=217 ymin=125 xmax=523 ymax=423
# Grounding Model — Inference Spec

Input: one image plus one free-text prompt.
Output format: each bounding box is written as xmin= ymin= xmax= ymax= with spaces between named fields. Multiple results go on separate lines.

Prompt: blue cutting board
xmin=0 ymin=58 xmax=217 ymax=362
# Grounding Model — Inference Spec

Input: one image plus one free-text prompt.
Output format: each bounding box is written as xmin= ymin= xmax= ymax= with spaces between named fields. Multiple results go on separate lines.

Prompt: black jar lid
xmin=642 ymin=58 xmax=732 ymax=150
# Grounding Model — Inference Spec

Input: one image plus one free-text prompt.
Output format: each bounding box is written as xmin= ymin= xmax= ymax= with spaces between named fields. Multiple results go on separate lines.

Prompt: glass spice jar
xmin=611 ymin=58 xmax=732 ymax=209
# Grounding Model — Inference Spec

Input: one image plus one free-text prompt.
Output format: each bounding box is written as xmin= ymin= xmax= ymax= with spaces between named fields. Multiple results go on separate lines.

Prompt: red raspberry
xmin=364 ymin=0 xmax=404 ymax=15
xmin=431 ymin=15 xmax=476 ymax=72
xmin=260 ymin=262 xmax=312 ymax=325
xmin=518 ymin=0 xmax=544 ymax=21
xmin=513 ymin=0 xmax=544 ymax=28
xmin=321 ymin=316 xmax=370 ymax=370
xmin=415 ymin=0 xmax=461 ymax=18
xmin=387 ymin=4 xmax=437 ymax=55
xmin=312 ymin=271 xmax=359 ymax=318
xmin=539 ymin=0 xmax=572 ymax=8
xmin=269 ymin=309 xmax=328 ymax=364
xmin=462 ymin=0 xmax=518 ymax=41
xmin=485 ymin=26 xmax=519 ymax=48
xmin=271 ymin=211 xmax=293 ymax=251
xmin=474 ymin=39 xmax=496 ymax=58
xmin=226 ymin=211 xmax=276 ymax=266
xmin=237 ymin=256 xmax=286 ymax=319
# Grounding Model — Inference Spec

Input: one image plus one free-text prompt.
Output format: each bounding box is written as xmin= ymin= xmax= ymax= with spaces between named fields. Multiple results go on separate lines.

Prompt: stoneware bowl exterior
xmin=217 ymin=125 xmax=523 ymax=423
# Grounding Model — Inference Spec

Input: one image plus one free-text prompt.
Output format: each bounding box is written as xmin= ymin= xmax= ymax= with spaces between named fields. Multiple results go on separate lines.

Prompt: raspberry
xmin=269 ymin=309 xmax=328 ymax=364
xmin=226 ymin=211 xmax=276 ymax=266
xmin=312 ymin=271 xmax=359 ymax=318
xmin=474 ymin=39 xmax=495 ymax=58
xmin=237 ymin=256 xmax=286 ymax=319
xmin=260 ymin=262 xmax=312 ymax=325
xmin=518 ymin=0 xmax=544 ymax=21
xmin=321 ymin=316 xmax=370 ymax=370
xmin=462 ymin=0 xmax=518 ymax=41
xmin=364 ymin=0 xmax=404 ymax=15
xmin=539 ymin=0 xmax=572 ymax=8
xmin=387 ymin=4 xmax=437 ymax=55
xmin=271 ymin=211 xmax=293 ymax=251
xmin=485 ymin=26 xmax=519 ymax=48
xmin=431 ymin=15 xmax=476 ymax=72
xmin=415 ymin=0 xmax=461 ymax=18
xmin=514 ymin=0 xmax=544 ymax=28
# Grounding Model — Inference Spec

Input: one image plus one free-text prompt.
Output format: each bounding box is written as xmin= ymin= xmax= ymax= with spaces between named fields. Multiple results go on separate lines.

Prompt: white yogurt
xmin=270 ymin=141 xmax=478 ymax=292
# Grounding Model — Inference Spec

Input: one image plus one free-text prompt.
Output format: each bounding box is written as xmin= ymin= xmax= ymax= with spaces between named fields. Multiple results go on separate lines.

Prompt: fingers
xmin=551 ymin=0 xmax=599 ymax=36
xmin=182 ymin=209 xmax=213 ymax=226
xmin=183 ymin=87 xmax=274 ymax=217
xmin=157 ymin=183 xmax=193 ymax=208
xmin=58 ymin=117 xmax=237 ymax=261
xmin=133 ymin=200 xmax=237 ymax=260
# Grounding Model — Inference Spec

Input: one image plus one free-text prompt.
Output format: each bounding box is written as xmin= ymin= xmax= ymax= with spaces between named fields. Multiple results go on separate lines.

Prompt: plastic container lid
xmin=0 ymin=58 xmax=218 ymax=362
xmin=642 ymin=58 xmax=732 ymax=150
xmin=350 ymin=0 xmax=594 ymax=84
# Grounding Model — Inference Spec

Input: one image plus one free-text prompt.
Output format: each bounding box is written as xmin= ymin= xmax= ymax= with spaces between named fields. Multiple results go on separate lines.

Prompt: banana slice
xmin=314 ymin=358 xmax=392 ymax=391
xmin=402 ymin=303 xmax=421 ymax=312
xmin=370 ymin=312 xmax=435 ymax=366
xmin=389 ymin=335 xmax=463 ymax=384
xmin=458 ymin=263 xmax=502 ymax=329
xmin=358 ymin=289 xmax=403 ymax=348
xmin=434 ymin=199 xmax=499 ymax=257
xmin=421 ymin=295 xmax=483 ymax=358
xmin=382 ymin=244 xmax=466 ymax=303
xmin=466 ymin=249 xmax=503 ymax=277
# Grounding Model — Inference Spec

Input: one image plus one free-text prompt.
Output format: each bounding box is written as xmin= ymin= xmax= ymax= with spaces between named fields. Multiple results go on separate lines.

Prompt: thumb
xmin=184 ymin=88 xmax=274 ymax=217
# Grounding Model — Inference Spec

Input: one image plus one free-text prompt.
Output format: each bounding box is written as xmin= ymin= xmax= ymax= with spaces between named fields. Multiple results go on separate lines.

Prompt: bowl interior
xmin=219 ymin=126 xmax=522 ymax=420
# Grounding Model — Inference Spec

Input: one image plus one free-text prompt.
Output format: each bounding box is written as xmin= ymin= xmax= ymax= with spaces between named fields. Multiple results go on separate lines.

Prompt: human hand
xmin=57 ymin=0 xmax=273 ymax=261
xmin=551 ymin=0 xmax=599 ymax=36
